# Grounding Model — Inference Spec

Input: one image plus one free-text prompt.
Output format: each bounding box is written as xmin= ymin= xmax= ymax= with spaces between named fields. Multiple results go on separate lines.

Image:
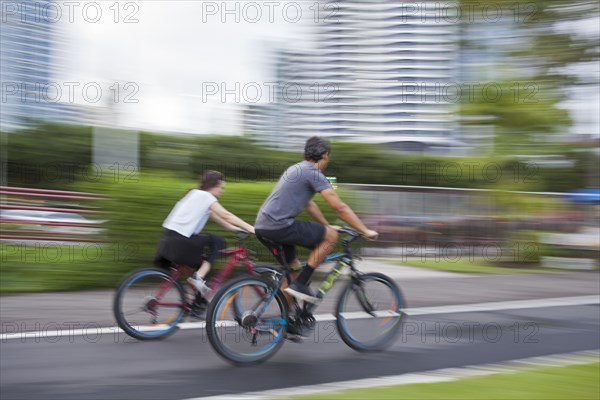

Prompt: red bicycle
xmin=113 ymin=231 xmax=279 ymax=340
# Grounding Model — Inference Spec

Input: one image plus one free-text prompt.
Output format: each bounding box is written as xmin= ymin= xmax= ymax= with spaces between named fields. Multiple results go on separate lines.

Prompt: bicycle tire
xmin=206 ymin=275 xmax=288 ymax=365
xmin=335 ymin=272 xmax=405 ymax=351
xmin=113 ymin=267 xmax=186 ymax=340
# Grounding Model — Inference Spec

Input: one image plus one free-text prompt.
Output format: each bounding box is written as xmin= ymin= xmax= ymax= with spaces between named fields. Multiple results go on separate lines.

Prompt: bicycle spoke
xmin=122 ymin=307 xmax=146 ymax=317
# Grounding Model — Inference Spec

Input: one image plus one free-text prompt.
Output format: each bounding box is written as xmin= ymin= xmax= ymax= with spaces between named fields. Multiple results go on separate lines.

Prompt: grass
xmin=298 ymin=362 xmax=600 ymax=400
xmin=0 ymin=243 xmax=131 ymax=293
xmin=398 ymin=258 xmax=543 ymax=274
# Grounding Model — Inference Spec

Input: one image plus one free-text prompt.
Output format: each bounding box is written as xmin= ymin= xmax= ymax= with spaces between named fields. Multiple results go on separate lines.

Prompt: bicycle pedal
xmin=188 ymin=307 xmax=207 ymax=320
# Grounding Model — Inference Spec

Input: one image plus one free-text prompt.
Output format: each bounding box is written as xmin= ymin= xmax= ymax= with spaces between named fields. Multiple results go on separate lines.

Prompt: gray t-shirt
xmin=255 ymin=160 xmax=332 ymax=230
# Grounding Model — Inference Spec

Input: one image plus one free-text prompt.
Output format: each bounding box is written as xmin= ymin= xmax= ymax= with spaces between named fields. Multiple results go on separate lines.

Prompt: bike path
xmin=1 ymin=303 xmax=598 ymax=400
xmin=1 ymin=259 xmax=598 ymax=334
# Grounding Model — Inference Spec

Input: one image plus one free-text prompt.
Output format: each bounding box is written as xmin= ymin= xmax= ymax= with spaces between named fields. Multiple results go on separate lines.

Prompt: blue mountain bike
xmin=205 ymin=227 xmax=405 ymax=364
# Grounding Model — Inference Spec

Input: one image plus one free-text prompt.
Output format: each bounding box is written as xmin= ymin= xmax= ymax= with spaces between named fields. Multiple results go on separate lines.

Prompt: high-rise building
xmin=0 ymin=0 xmax=80 ymax=131
xmin=247 ymin=1 xmax=462 ymax=153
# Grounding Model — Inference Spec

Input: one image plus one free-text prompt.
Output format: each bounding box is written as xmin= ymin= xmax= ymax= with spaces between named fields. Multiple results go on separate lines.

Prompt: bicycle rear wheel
xmin=113 ymin=267 xmax=186 ymax=340
xmin=336 ymin=272 xmax=405 ymax=351
xmin=206 ymin=276 xmax=288 ymax=364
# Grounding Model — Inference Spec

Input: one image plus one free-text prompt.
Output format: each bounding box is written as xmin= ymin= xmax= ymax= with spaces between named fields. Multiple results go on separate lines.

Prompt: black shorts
xmin=153 ymin=229 xmax=226 ymax=269
xmin=256 ymin=220 xmax=325 ymax=266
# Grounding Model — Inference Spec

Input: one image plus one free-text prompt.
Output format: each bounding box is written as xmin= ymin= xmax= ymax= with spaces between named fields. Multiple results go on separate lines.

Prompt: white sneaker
xmin=187 ymin=274 xmax=210 ymax=294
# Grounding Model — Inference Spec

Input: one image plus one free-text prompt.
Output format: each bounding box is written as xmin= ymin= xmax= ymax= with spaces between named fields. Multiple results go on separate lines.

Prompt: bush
xmin=77 ymin=171 xmax=356 ymax=270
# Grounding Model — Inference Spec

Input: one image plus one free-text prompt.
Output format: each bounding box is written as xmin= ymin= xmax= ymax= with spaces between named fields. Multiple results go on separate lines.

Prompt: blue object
xmin=565 ymin=188 xmax=600 ymax=204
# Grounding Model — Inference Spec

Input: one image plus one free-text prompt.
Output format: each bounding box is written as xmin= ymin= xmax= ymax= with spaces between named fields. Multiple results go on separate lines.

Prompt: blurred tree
xmin=459 ymin=0 xmax=599 ymax=155
xmin=6 ymin=123 xmax=93 ymax=188
xmin=461 ymin=81 xmax=572 ymax=154
xmin=2 ymin=123 xmax=588 ymax=192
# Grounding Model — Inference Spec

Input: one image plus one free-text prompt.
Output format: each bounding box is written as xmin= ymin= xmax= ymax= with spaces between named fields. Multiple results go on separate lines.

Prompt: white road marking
xmin=404 ymin=295 xmax=600 ymax=316
xmin=1 ymin=295 xmax=598 ymax=341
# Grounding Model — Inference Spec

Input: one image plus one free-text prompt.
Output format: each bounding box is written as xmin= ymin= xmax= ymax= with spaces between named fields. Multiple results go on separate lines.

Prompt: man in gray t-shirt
xmin=255 ymin=159 xmax=332 ymax=231
xmin=255 ymin=136 xmax=378 ymax=306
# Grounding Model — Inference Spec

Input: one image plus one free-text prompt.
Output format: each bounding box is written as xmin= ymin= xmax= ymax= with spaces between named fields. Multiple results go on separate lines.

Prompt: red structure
xmin=0 ymin=186 xmax=108 ymax=243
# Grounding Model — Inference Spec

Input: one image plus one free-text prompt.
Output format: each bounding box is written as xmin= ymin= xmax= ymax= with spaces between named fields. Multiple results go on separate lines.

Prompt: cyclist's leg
xmin=307 ymin=225 xmax=338 ymax=269
xmin=207 ymin=234 xmax=226 ymax=263
xmin=285 ymin=222 xmax=337 ymax=303
xmin=256 ymin=231 xmax=299 ymax=303
xmin=187 ymin=234 xmax=225 ymax=292
xmin=294 ymin=224 xmax=337 ymax=282
xmin=195 ymin=234 xmax=226 ymax=277
xmin=154 ymin=230 xmax=198 ymax=304
xmin=281 ymin=245 xmax=300 ymax=304
xmin=257 ymin=222 xmax=333 ymax=302
xmin=270 ymin=245 xmax=309 ymax=340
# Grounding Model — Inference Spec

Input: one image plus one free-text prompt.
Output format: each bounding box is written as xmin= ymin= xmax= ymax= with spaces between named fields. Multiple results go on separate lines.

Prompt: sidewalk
xmin=1 ymin=259 xmax=598 ymax=333
xmin=317 ymin=258 xmax=472 ymax=280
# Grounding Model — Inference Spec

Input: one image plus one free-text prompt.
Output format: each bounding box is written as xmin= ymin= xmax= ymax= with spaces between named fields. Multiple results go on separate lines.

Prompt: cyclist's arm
xmin=319 ymin=188 xmax=374 ymax=237
xmin=304 ymin=200 xmax=329 ymax=225
xmin=209 ymin=202 xmax=255 ymax=234
xmin=209 ymin=211 xmax=238 ymax=232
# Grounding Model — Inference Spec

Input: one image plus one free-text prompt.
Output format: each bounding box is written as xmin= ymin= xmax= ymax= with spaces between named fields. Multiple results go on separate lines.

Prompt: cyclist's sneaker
xmin=192 ymin=295 xmax=208 ymax=308
xmin=285 ymin=281 xmax=320 ymax=304
xmin=190 ymin=306 xmax=207 ymax=319
xmin=285 ymin=323 xmax=308 ymax=342
xmin=187 ymin=274 xmax=210 ymax=294
xmin=189 ymin=304 xmax=207 ymax=319
xmin=189 ymin=295 xmax=208 ymax=319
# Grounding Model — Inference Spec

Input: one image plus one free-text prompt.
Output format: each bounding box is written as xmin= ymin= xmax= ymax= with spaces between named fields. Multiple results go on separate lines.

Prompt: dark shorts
xmin=255 ymin=220 xmax=325 ymax=266
xmin=153 ymin=229 xmax=226 ymax=269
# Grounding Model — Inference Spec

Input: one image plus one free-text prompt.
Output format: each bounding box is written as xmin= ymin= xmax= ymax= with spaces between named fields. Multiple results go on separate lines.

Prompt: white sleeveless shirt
xmin=162 ymin=189 xmax=217 ymax=237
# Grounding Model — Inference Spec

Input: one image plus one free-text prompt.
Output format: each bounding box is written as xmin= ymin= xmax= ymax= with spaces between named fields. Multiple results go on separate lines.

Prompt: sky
xmin=55 ymin=0 xmax=314 ymax=133
xmin=54 ymin=1 xmax=599 ymax=136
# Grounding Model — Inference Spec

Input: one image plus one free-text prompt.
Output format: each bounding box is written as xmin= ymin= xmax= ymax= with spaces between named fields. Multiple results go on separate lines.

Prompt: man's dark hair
xmin=304 ymin=136 xmax=330 ymax=161
xmin=200 ymin=170 xmax=224 ymax=190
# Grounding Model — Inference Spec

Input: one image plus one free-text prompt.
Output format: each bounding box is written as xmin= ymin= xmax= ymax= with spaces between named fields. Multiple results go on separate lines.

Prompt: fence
xmin=343 ymin=184 xmax=590 ymax=247
xmin=0 ymin=186 xmax=108 ymax=243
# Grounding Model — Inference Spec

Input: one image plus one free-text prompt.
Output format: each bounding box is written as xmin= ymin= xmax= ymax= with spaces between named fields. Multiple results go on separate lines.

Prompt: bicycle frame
xmin=256 ymin=230 xmax=361 ymax=317
xmin=210 ymin=246 xmax=257 ymax=293
xmin=151 ymin=239 xmax=262 ymax=311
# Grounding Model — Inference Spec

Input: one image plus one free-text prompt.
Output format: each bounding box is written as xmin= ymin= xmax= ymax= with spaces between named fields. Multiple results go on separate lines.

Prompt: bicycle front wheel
xmin=113 ymin=267 xmax=186 ymax=340
xmin=336 ymin=272 xmax=405 ymax=351
xmin=206 ymin=276 xmax=288 ymax=364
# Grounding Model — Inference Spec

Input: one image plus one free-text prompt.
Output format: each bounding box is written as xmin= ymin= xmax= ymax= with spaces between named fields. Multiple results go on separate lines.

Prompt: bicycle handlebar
xmin=233 ymin=229 xmax=252 ymax=241
xmin=338 ymin=226 xmax=360 ymax=237
xmin=338 ymin=226 xmax=379 ymax=243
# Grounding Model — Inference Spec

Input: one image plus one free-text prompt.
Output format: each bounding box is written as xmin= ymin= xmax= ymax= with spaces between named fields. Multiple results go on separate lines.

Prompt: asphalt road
xmin=1 ymin=267 xmax=599 ymax=400
xmin=1 ymin=304 xmax=598 ymax=400
xmin=2 ymin=265 xmax=599 ymax=332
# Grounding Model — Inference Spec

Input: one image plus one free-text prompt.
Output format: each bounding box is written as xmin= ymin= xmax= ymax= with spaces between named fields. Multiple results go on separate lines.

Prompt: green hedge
xmin=77 ymin=171 xmax=355 ymax=269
